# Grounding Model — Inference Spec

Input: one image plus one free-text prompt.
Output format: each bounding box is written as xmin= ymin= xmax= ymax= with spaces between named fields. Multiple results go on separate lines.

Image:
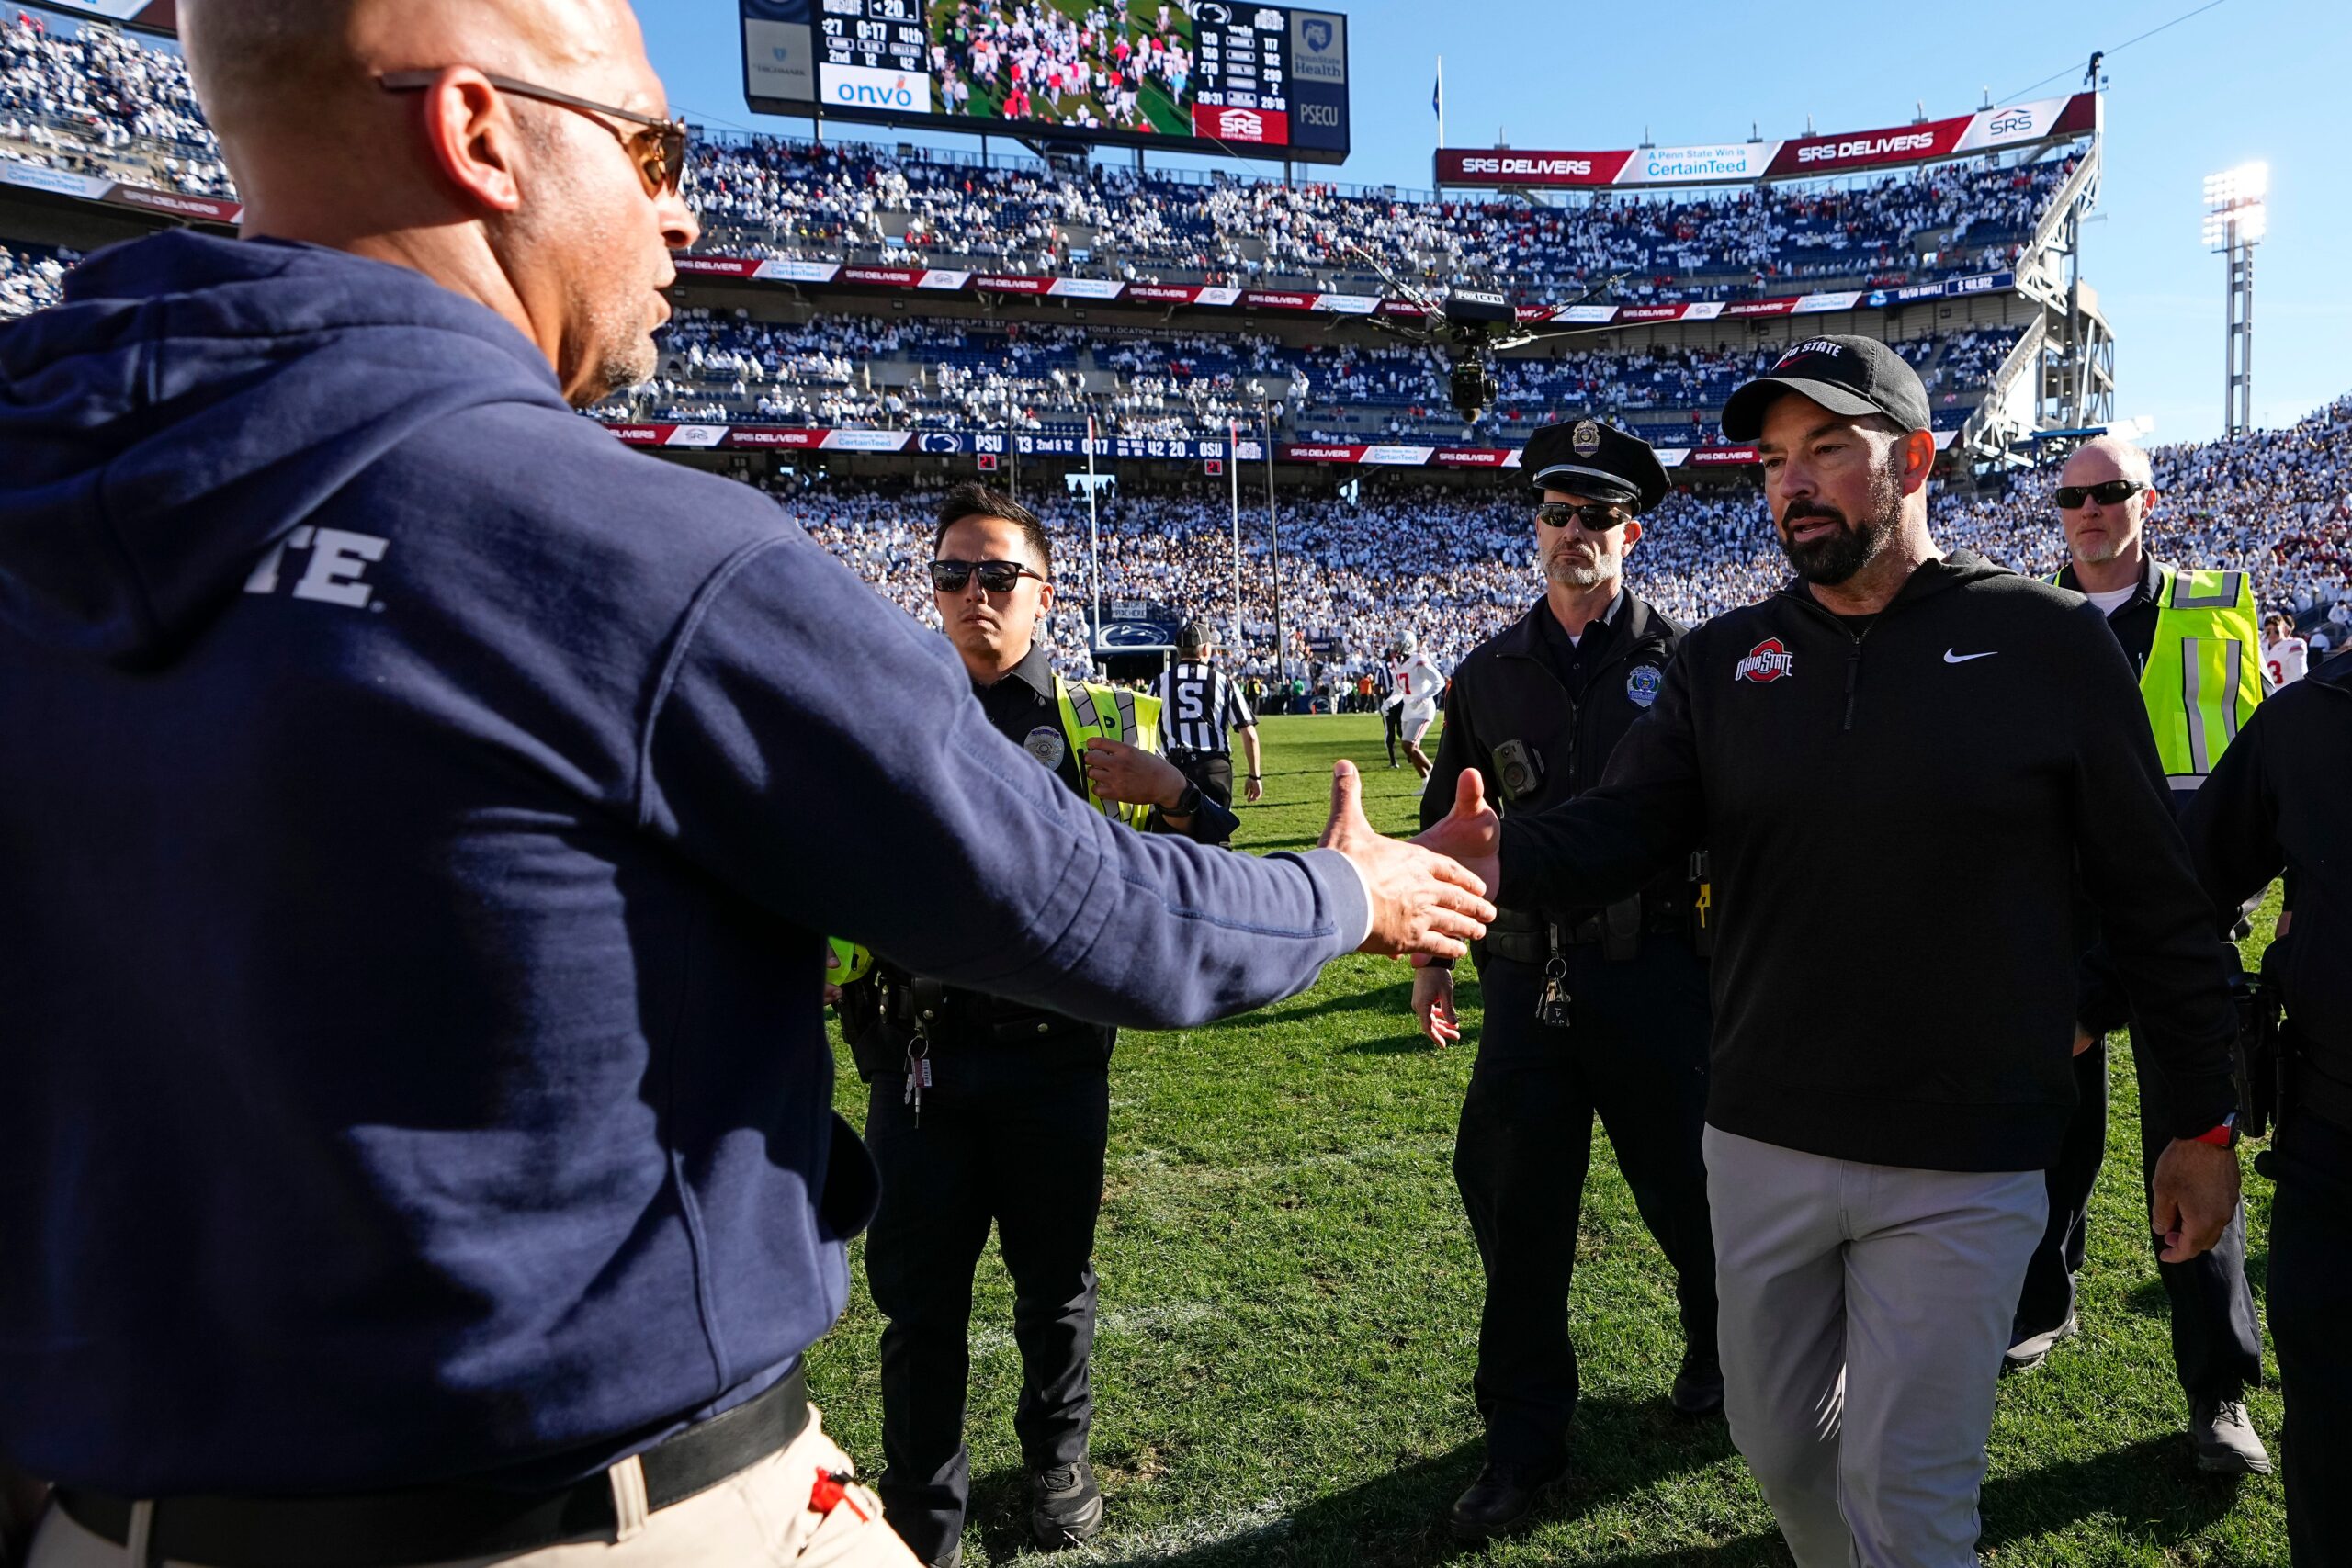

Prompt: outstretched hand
xmin=1412 ymin=767 xmax=1501 ymax=913
xmin=1318 ymin=760 xmax=1495 ymax=960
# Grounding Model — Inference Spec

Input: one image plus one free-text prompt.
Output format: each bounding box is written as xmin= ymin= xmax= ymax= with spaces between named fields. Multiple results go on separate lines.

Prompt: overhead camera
xmin=1449 ymin=359 xmax=1500 ymax=423
xmin=1339 ymin=248 xmax=1626 ymax=433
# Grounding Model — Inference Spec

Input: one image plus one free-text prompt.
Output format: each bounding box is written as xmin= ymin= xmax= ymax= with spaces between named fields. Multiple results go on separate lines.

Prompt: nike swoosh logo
xmin=1944 ymin=649 xmax=1998 ymax=664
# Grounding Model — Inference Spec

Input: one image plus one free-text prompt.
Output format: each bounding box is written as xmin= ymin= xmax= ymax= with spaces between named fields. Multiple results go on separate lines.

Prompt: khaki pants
xmin=28 ymin=1404 xmax=918 ymax=1568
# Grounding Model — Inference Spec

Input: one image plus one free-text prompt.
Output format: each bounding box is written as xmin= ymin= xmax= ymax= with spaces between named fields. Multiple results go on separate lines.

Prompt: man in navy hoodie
xmin=0 ymin=2 xmax=1494 ymax=1563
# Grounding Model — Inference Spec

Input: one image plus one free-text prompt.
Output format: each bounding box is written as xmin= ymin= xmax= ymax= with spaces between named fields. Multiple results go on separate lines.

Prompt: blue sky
xmin=640 ymin=0 xmax=2346 ymax=444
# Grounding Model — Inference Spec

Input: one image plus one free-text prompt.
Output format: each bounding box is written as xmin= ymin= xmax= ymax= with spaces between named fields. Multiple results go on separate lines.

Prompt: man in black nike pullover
xmin=1420 ymin=337 xmax=2243 ymax=1568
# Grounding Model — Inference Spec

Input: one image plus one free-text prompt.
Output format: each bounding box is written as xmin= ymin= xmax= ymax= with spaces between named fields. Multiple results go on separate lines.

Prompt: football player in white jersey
xmin=1389 ymin=630 xmax=1446 ymax=780
xmin=2263 ymin=613 xmax=2309 ymax=689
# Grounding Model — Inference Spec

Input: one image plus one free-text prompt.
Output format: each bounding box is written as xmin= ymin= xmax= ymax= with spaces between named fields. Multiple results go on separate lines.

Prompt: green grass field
xmin=816 ymin=714 xmax=2290 ymax=1566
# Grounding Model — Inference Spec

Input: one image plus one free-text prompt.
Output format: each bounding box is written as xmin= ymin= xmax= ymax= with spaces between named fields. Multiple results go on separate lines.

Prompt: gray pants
xmin=1704 ymin=1126 xmax=2046 ymax=1568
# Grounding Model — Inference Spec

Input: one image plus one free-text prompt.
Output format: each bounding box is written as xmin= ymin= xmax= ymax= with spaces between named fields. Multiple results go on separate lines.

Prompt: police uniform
xmin=2012 ymin=554 xmax=2267 ymax=1461
xmin=2182 ymin=647 xmax=2352 ymax=1556
xmin=1424 ymin=419 xmax=1719 ymax=1533
xmin=840 ymin=641 xmax=1237 ymax=1564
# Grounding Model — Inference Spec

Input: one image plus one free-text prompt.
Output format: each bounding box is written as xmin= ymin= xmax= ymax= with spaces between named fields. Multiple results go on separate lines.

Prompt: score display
xmin=741 ymin=0 xmax=1350 ymax=165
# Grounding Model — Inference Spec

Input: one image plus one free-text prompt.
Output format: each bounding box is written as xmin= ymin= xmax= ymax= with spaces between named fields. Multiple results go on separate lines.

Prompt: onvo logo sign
xmin=824 ymin=64 xmax=928 ymax=110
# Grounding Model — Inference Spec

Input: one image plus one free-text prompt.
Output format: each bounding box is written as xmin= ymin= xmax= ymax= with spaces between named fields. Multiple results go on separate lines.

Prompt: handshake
xmin=1317 ymin=759 xmax=1502 ymax=962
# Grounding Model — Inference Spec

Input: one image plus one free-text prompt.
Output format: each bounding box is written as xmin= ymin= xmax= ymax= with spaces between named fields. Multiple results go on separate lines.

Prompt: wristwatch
xmin=1166 ymin=783 xmax=1204 ymax=818
xmin=2188 ymin=1114 xmax=2239 ymax=1149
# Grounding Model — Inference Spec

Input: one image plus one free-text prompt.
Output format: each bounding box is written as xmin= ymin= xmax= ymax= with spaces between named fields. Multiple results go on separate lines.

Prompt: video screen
xmin=743 ymin=0 xmax=1350 ymax=164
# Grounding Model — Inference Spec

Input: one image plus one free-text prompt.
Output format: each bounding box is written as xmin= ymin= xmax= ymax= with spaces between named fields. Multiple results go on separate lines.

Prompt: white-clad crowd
xmin=770 ymin=391 xmax=2352 ymax=684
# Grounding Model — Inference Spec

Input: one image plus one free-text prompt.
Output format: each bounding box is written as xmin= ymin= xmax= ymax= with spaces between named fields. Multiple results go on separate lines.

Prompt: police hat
xmin=1521 ymin=417 xmax=1670 ymax=515
xmin=1721 ymin=333 xmax=1933 ymax=443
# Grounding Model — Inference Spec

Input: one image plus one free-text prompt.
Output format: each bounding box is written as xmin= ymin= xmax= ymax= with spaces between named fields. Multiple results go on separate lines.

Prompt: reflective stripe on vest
xmin=2142 ymin=567 xmax=2262 ymax=791
xmin=1056 ymin=676 xmax=1164 ymax=827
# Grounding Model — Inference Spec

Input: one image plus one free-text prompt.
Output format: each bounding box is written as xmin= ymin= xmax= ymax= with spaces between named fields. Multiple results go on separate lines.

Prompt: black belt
xmin=54 ymin=1364 xmax=809 ymax=1568
xmin=1165 ymin=749 xmax=1228 ymax=765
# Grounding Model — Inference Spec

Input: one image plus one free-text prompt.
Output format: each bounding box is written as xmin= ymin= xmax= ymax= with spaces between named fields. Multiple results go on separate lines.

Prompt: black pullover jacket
xmin=2182 ymin=649 xmax=2352 ymax=1094
xmin=1498 ymin=549 xmax=2239 ymax=1171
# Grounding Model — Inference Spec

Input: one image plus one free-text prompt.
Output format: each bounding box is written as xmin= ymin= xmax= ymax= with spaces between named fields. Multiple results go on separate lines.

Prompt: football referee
xmin=1154 ymin=620 xmax=1264 ymax=812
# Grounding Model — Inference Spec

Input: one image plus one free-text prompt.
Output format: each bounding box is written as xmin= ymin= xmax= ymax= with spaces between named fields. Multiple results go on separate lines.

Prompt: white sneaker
xmin=2191 ymin=1397 xmax=2273 ymax=1475
xmin=2002 ymin=1314 xmax=2078 ymax=1375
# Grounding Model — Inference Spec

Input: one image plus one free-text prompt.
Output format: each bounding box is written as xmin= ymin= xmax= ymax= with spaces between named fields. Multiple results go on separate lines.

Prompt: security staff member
xmin=2011 ymin=435 xmax=2270 ymax=1474
xmin=1153 ymin=620 xmax=1264 ymax=812
xmin=1413 ymin=418 xmax=1721 ymax=1544
xmin=2182 ymin=646 xmax=2352 ymax=1562
xmin=839 ymin=485 xmax=1238 ymax=1568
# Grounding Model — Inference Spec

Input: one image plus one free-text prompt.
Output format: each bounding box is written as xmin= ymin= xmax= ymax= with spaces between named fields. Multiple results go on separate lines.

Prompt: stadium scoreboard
xmin=742 ymin=0 xmax=1351 ymax=165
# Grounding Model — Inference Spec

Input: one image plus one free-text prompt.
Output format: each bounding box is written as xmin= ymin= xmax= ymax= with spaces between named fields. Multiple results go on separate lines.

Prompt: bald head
xmin=2059 ymin=434 xmax=2154 ymax=493
xmin=180 ymin=0 xmax=695 ymax=410
xmin=185 ymin=0 xmax=639 ymax=143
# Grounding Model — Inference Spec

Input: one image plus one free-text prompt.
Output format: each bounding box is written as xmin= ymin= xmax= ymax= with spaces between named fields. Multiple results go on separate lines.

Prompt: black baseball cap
xmin=1521 ymin=416 xmax=1670 ymax=514
xmin=1179 ymin=619 xmax=1216 ymax=649
xmin=1721 ymin=334 xmax=1933 ymax=443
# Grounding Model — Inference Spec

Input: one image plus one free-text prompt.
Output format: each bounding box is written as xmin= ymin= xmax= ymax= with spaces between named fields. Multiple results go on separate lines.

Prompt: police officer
xmin=2012 ymin=435 xmax=2271 ymax=1474
xmin=2181 ymin=644 xmax=2352 ymax=1562
xmin=839 ymin=485 xmax=1239 ymax=1568
xmin=1412 ymin=418 xmax=1721 ymax=1544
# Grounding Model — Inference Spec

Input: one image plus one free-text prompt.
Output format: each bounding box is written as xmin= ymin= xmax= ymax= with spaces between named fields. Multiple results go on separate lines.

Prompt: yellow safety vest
xmin=2052 ymin=565 xmax=2262 ymax=791
xmin=1054 ymin=676 xmax=1164 ymax=829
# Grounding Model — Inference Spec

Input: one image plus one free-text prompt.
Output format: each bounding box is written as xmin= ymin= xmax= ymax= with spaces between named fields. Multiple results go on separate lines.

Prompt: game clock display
xmin=741 ymin=0 xmax=1350 ymax=164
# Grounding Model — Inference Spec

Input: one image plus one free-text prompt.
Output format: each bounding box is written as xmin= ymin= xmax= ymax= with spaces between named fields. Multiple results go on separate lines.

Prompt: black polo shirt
xmin=974 ymin=641 xmax=1086 ymax=795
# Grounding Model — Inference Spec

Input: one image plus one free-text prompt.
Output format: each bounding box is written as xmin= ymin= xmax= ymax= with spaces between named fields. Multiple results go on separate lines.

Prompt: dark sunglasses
xmin=929 ymin=558 xmax=1049 ymax=594
xmin=1536 ymin=501 xmax=1629 ymax=533
xmin=2055 ymin=479 xmax=2143 ymax=510
xmin=378 ymin=70 xmax=689 ymax=198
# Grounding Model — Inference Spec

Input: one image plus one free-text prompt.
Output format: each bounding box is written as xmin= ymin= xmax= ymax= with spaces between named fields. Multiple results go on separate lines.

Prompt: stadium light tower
xmin=2203 ymin=162 xmax=2268 ymax=438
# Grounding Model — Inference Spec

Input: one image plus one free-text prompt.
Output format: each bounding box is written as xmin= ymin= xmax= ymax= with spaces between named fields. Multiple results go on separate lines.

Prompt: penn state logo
xmin=1626 ymin=664 xmax=1664 ymax=708
xmin=1572 ymin=420 xmax=1602 ymax=457
xmin=1735 ymin=638 xmax=1795 ymax=683
xmin=1023 ymin=726 xmax=1067 ymax=768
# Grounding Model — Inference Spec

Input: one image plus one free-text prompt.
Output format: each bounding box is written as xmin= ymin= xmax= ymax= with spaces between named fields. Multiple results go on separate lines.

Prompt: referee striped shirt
xmin=1155 ymin=661 xmax=1255 ymax=756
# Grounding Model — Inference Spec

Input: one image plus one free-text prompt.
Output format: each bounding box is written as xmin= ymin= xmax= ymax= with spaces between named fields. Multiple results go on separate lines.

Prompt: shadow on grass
xmin=1979 ymin=1433 xmax=2246 ymax=1550
xmin=1012 ymin=1396 xmax=1748 ymax=1567
xmin=966 ymin=1426 xmax=2249 ymax=1567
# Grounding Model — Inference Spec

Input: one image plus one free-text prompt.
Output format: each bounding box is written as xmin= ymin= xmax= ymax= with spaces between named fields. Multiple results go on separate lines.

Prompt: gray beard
xmin=2075 ymin=531 xmax=2125 ymax=566
xmin=1545 ymin=553 xmax=1611 ymax=589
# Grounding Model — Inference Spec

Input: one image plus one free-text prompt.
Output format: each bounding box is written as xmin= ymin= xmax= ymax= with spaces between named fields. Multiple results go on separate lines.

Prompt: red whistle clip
xmin=809 ymin=1468 xmax=871 ymax=1521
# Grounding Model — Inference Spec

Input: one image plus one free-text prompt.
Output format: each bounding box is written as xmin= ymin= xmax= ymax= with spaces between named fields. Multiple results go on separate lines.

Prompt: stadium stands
xmin=0 ymin=14 xmax=2067 ymax=307
xmin=0 ymin=240 xmax=70 ymax=315
xmin=0 ymin=10 xmax=227 ymax=195
xmin=684 ymin=134 xmax=2071 ymax=302
xmin=591 ymin=309 xmax=2023 ymax=444
xmin=778 ymin=391 xmax=2352 ymax=683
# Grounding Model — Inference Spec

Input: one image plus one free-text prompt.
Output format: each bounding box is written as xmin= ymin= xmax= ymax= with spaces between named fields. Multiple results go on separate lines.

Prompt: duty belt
xmin=54 ymin=1364 xmax=810 ymax=1568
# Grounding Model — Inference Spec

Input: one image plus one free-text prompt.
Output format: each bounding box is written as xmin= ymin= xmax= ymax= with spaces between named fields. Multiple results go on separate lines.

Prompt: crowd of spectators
xmin=684 ymin=132 xmax=2074 ymax=304
xmin=0 ymin=11 xmax=228 ymax=196
xmin=0 ymin=15 xmax=2079 ymax=310
xmin=772 ymin=390 xmax=2352 ymax=685
xmin=0 ymin=238 xmax=68 ymax=315
xmin=592 ymin=308 xmax=2023 ymax=445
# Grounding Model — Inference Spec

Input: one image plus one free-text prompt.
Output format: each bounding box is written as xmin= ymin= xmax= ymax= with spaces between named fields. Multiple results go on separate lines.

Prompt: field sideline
xmin=816 ymin=714 xmax=2289 ymax=1566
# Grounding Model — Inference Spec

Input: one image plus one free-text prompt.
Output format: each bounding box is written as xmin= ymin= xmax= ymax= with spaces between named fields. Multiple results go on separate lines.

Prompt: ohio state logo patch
xmin=1736 ymin=638 xmax=1795 ymax=683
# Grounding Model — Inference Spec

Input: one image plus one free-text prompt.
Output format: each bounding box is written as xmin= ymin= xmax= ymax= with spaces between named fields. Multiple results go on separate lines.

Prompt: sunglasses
xmin=2055 ymin=479 xmax=2143 ymax=511
xmin=379 ymin=70 xmax=689 ymax=198
xmin=1535 ymin=502 xmax=1629 ymax=533
xmin=929 ymin=558 xmax=1049 ymax=594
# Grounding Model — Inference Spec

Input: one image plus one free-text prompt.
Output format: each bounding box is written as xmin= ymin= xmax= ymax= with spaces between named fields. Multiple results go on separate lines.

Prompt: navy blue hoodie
xmin=0 ymin=233 xmax=1367 ymax=1494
